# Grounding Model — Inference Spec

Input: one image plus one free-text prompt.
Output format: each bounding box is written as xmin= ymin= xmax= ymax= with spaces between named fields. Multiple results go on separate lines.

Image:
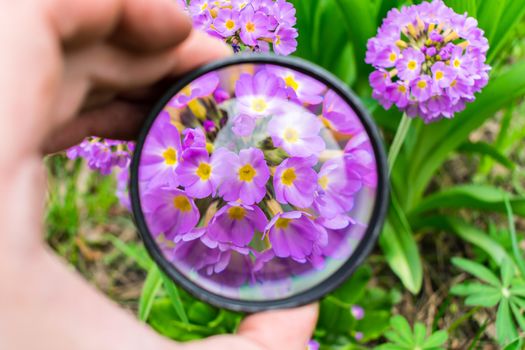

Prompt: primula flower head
xmin=366 ymin=0 xmax=490 ymax=122
xmin=186 ymin=0 xmax=298 ymax=55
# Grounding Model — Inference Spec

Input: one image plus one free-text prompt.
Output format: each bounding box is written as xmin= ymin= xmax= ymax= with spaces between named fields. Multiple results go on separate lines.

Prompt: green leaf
xmin=504 ymin=195 xmax=525 ymax=278
xmin=458 ymin=141 xmax=515 ymax=170
xmin=106 ymin=235 xmax=152 ymax=270
xmin=138 ymin=265 xmax=162 ymax=321
xmin=501 ymin=258 xmax=515 ymax=287
xmin=374 ymin=344 xmax=406 ymax=350
xmin=409 ymin=185 xmax=525 ymax=217
xmin=452 ymin=258 xmax=501 ymax=287
xmin=464 ymin=291 xmax=502 ymax=307
xmin=331 ymin=265 xmax=372 ymax=304
xmin=356 ymin=310 xmax=391 ymax=342
xmin=422 ymin=330 xmax=448 ymax=348
xmin=444 ymin=0 xmax=477 ymax=16
xmin=390 ymin=315 xmax=413 ymax=344
xmin=510 ymin=300 xmax=525 ymax=332
xmin=380 ymin=195 xmax=423 ymax=294
xmin=477 ymin=0 xmax=505 ymax=45
xmin=487 ymin=0 xmax=525 ymax=63
xmin=502 ymin=337 xmax=524 ymax=350
xmin=188 ymin=302 xmax=219 ymax=326
xmin=405 ymin=61 xmax=525 ymax=208
xmin=333 ymin=0 xmax=376 ymax=81
xmin=450 ymin=283 xmax=498 ymax=297
xmin=160 ymin=273 xmax=189 ymax=324
xmin=496 ymin=299 xmax=519 ymax=345
xmin=413 ymin=216 xmax=511 ymax=265
xmin=383 ymin=330 xmax=410 ymax=347
xmin=413 ymin=323 xmax=426 ymax=346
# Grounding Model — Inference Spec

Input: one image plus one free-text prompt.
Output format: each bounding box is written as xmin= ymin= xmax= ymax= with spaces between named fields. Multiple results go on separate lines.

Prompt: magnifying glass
xmin=130 ymin=54 xmax=388 ymax=312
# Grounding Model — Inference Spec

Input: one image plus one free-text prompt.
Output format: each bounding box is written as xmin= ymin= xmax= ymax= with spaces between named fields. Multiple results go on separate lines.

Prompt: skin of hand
xmin=0 ymin=1 xmax=318 ymax=349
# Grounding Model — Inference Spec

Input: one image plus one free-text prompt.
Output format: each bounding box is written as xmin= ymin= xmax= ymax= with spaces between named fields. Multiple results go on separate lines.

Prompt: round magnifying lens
xmin=130 ymin=55 xmax=388 ymax=312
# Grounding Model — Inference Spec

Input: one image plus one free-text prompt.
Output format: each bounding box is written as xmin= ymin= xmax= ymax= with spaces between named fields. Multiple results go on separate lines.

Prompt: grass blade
xmin=139 ymin=265 xmax=162 ymax=322
xmin=160 ymin=272 xmax=189 ymax=324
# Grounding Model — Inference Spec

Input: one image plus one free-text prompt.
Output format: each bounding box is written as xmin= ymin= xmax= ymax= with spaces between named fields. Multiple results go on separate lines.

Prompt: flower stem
xmin=388 ymin=113 xmax=412 ymax=174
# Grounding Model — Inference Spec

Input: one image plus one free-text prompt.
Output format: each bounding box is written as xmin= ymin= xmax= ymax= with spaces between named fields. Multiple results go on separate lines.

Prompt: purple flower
xmin=314 ymin=156 xmax=362 ymax=219
xmin=322 ymin=90 xmax=363 ymax=135
xmin=411 ymin=75 xmax=433 ymax=102
xmin=365 ymin=0 xmax=490 ymax=122
xmin=273 ymin=156 xmax=318 ymax=208
xmin=267 ymin=66 xmax=326 ymax=105
xmin=316 ymin=215 xmax=356 ymax=259
xmin=232 ymin=114 xmax=257 ymax=137
xmin=272 ymin=0 xmax=297 ymax=27
xmin=217 ymin=148 xmax=271 ymax=205
xmin=214 ymin=9 xmax=240 ymax=37
xmin=182 ymin=128 xmax=206 ymax=150
xmin=307 ymin=340 xmax=320 ymax=350
xmin=116 ymin=166 xmax=131 ymax=211
xmin=66 ymin=138 xmax=133 ymax=175
xmin=235 ymin=69 xmax=287 ymax=118
xmin=169 ymin=72 xmax=220 ymax=108
xmin=176 ymin=148 xmax=225 ymax=198
xmin=239 ymin=5 xmax=270 ymax=46
xmin=267 ymin=107 xmax=325 ymax=157
xmin=265 ymin=211 xmax=326 ymax=262
xmin=273 ymin=25 xmax=298 ymax=56
xmin=208 ymin=203 xmax=268 ymax=247
xmin=355 ymin=332 xmax=364 ymax=341
xmin=396 ymin=48 xmax=425 ymax=81
xmin=351 ymin=305 xmax=365 ymax=320
xmin=170 ymin=228 xmax=254 ymax=287
xmin=139 ymin=113 xmax=182 ymax=188
xmin=142 ymin=188 xmax=200 ymax=240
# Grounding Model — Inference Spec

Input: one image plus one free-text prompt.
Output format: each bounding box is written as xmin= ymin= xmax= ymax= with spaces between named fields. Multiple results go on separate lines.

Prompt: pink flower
xmin=273 ymin=156 xmax=318 ymax=208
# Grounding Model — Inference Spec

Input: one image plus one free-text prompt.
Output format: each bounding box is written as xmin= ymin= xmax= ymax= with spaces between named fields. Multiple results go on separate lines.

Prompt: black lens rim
xmin=130 ymin=54 xmax=389 ymax=313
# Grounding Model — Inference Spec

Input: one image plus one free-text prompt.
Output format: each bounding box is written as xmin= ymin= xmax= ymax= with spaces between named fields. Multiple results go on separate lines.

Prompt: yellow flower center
xmin=284 ymin=75 xmax=299 ymax=91
xmin=210 ymin=8 xmax=218 ymax=18
xmin=435 ymin=71 xmax=444 ymax=80
xmin=281 ymin=168 xmax=297 ymax=186
xmin=417 ymin=80 xmax=427 ymax=89
xmin=200 ymin=3 xmax=208 ymax=11
xmin=450 ymin=79 xmax=457 ymax=87
xmin=320 ymin=116 xmax=332 ymax=129
xmin=196 ymin=162 xmax=212 ymax=180
xmin=246 ymin=21 xmax=256 ymax=32
xmin=238 ymin=164 xmax=257 ymax=182
xmin=251 ymin=97 xmax=268 ymax=113
xmin=227 ymin=206 xmax=246 ymax=220
xmin=453 ymin=58 xmax=461 ymax=68
xmin=181 ymin=85 xmax=192 ymax=97
xmin=318 ymin=175 xmax=329 ymax=190
xmin=407 ymin=60 xmax=417 ymax=70
xmin=225 ymin=19 xmax=235 ymax=30
xmin=173 ymin=195 xmax=192 ymax=212
xmin=205 ymin=142 xmax=214 ymax=154
xmin=398 ymin=85 xmax=407 ymax=93
xmin=275 ymin=218 xmax=292 ymax=229
xmin=389 ymin=52 xmax=397 ymax=62
xmin=283 ymin=128 xmax=299 ymax=143
xmin=162 ymin=147 xmax=178 ymax=166
xmin=275 ymin=35 xmax=281 ymax=45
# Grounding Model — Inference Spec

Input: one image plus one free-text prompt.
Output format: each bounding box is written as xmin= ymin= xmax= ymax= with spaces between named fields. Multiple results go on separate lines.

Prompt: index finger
xmin=47 ymin=0 xmax=192 ymax=51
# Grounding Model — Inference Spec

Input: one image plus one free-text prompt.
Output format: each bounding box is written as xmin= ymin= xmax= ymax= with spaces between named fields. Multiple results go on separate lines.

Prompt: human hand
xmin=0 ymin=1 xmax=318 ymax=349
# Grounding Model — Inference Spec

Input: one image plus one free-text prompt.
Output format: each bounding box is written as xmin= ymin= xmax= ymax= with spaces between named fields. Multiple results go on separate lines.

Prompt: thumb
xmin=237 ymin=304 xmax=319 ymax=350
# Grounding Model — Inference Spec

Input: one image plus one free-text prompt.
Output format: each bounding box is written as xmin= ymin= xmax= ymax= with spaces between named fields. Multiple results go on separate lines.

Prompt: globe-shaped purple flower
xmin=366 ymin=0 xmax=490 ymax=122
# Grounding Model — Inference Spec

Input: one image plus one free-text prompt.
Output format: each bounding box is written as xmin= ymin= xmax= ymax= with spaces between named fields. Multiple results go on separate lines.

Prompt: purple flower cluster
xmin=186 ymin=0 xmax=298 ymax=55
xmin=138 ymin=64 xmax=378 ymax=291
xmin=66 ymin=0 xmax=297 ymax=186
xmin=66 ymin=138 xmax=134 ymax=175
xmin=366 ymin=0 xmax=490 ymax=122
